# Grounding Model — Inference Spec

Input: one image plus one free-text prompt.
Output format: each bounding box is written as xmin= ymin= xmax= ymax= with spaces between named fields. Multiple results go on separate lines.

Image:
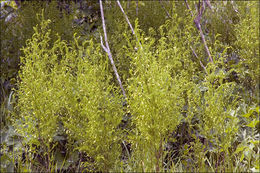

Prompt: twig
xmin=205 ymin=0 xmax=213 ymax=11
xmin=184 ymin=0 xmax=194 ymax=17
xmin=100 ymin=36 xmax=108 ymax=53
xmin=196 ymin=0 xmax=213 ymax=63
xmin=159 ymin=0 xmax=172 ymax=19
xmin=116 ymin=1 xmax=135 ymax=36
xmin=190 ymin=46 xmax=208 ymax=74
xmin=122 ymin=140 xmax=131 ymax=160
xmin=195 ymin=19 xmax=213 ymax=63
xmin=185 ymin=0 xmax=213 ymax=63
xmin=116 ymin=0 xmax=142 ymax=49
xmin=99 ymin=0 xmax=126 ymax=99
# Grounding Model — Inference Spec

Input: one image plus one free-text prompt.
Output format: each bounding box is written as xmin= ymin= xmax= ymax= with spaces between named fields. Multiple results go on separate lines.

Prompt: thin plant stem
xmin=116 ymin=0 xmax=142 ymax=49
xmin=99 ymin=0 xmax=127 ymax=99
xmin=159 ymin=0 xmax=172 ymax=19
xmin=190 ymin=46 xmax=208 ymax=74
xmin=185 ymin=0 xmax=213 ymax=63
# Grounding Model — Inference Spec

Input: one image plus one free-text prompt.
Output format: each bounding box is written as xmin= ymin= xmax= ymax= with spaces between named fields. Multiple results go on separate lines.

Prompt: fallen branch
xmin=99 ymin=0 xmax=126 ymax=99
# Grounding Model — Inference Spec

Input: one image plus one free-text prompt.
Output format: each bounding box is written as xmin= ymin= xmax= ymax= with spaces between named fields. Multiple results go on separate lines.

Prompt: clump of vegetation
xmin=0 ymin=1 xmax=259 ymax=172
xmin=0 ymin=0 xmax=83 ymax=127
xmin=13 ymin=12 xmax=124 ymax=172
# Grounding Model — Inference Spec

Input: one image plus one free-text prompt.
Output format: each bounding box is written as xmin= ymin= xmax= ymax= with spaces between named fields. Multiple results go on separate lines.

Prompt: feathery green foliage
xmin=14 ymin=13 xmax=123 ymax=172
xmin=1 ymin=1 xmax=258 ymax=172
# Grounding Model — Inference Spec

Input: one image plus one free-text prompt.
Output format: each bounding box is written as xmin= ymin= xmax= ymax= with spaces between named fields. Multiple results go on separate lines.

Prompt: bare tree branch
xmin=205 ymin=0 xmax=213 ymax=11
xmin=117 ymin=1 xmax=135 ymax=36
xmin=100 ymin=35 xmax=108 ymax=53
xmin=159 ymin=0 xmax=172 ymax=19
xmin=99 ymin=0 xmax=126 ymax=99
xmin=116 ymin=0 xmax=142 ymax=49
xmin=190 ymin=46 xmax=208 ymax=74
xmin=184 ymin=0 xmax=194 ymax=17
xmin=185 ymin=0 xmax=213 ymax=63
xmin=195 ymin=17 xmax=213 ymax=63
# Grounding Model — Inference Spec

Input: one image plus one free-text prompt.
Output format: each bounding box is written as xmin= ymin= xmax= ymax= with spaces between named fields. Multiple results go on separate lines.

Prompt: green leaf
xmin=234 ymin=145 xmax=247 ymax=154
xmin=247 ymin=120 xmax=259 ymax=128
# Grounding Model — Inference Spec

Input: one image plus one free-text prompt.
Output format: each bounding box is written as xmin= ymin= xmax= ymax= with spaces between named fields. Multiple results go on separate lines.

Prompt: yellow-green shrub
xmin=14 ymin=15 xmax=123 ymax=171
xmin=10 ymin=1 xmax=259 ymax=172
xmin=0 ymin=0 xmax=83 ymax=126
xmin=125 ymin=16 xmax=198 ymax=171
xmin=235 ymin=2 xmax=259 ymax=96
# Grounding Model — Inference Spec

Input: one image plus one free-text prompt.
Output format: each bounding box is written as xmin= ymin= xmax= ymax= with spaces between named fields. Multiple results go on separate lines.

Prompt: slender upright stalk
xmin=185 ymin=0 xmax=213 ymax=63
xmin=194 ymin=9 xmax=213 ymax=63
xmin=190 ymin=46 xmax=208 ymax=74
xmin=117 ymin=1 xmax=135 ymax=35
xmin=184 ymin=0 xmax=194 ymax=17
xmin=159 ymin=0 xmax=172 ymax=19
xmin=116 ymin=0 xmax=142 ymax=48
xmin=99 ymin=0 xmax=126 ymax=99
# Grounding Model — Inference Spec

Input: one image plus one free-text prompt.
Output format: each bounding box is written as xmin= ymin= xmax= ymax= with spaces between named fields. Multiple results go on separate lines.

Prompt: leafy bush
xmin=234 ymin=2 xmax=259 ymax=95
xmin=13 ymin=13 xmax=123 ymax=172
xmin=124 ymin=16 xmax=196 ymax=171
xmin=0 ymin=0 xmax=83 ymax=126
xmin=1 ymin=1 xmax=258 ymax=172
